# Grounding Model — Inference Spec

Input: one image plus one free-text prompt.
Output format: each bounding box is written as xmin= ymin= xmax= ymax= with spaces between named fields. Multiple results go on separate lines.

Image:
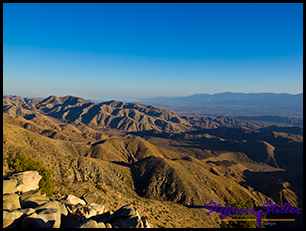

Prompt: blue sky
xmin=3 ymin=3 xmax=303 ymax=101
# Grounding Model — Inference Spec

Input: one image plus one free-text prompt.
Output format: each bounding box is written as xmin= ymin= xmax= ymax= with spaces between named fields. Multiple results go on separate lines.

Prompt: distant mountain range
xmin=150 ymin=92 xmax=303 ymax=107
xmin=3 ymin=95 xmax=265 ymax=134
xmin=143 ymin=92 xmax=303 ymax=118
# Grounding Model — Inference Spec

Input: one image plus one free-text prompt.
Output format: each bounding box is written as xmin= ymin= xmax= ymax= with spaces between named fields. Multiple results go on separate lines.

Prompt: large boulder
xmin=20 ymin=189 xmax=49 ymax=209
xmin=35 ymin=200 xmax=60 ymax=211
xmin=3 ymin=179 xmax=17 ymax=194
xmin=20 ymin=189 xmax=48 ymax=202
xmin=3 ymin=193 xmax=21 ymax=210
xmin=7 ymin=171 xmax=42 ymax=193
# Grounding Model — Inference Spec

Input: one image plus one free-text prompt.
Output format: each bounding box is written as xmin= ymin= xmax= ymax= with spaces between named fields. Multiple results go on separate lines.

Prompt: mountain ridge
xmin=3 ymin=94 xmax=268 ymax=133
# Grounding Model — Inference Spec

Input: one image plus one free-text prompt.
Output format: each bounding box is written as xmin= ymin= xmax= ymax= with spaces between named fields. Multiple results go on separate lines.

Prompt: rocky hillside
xmin=4 ymin=118 xmax=280 ymax=227
xmin=3 ymin=95 xmax=303 ymax=228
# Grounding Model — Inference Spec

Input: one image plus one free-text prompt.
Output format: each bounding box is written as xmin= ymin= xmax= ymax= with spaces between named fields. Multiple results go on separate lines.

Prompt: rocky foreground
xmin=3 ymin=171 xmax=150 ymax=228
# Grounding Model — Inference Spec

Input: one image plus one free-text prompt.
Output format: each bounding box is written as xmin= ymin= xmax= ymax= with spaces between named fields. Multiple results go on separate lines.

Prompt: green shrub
xmin=7 ymin=153 xmax=54 ymax=197
xmin=95 ymin=184 xmax=107 ymax=193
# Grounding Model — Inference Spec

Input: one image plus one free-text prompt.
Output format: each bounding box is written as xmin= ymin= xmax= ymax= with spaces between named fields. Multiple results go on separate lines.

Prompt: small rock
xmin=75 ymin=205 xmax=96 ymax=218
xmin=89 ymin=203 xmax=105 ymax=215
xmin=105 ymin=222 xmax=112 ymax=228
xmin=67 ymin=204 xmax=81 ymax=214
xmin=3 ymin=179 xmax=17 ymax=194
xmin=62 ymin=194 xmax=86 ymax=206
xmin=20 ymin=199 xmax=50 ymax=209
xmin=82 ymin=191 xmax=105 ymax=205
xmin=35 ymin=200 xmax=60 ymax=211
xmin=3 ymin=193 xmax=21 ymax=210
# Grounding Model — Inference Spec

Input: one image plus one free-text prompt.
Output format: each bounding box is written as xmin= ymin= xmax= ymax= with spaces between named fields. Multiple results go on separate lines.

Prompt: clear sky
xmin=3 ymin=3 xmax=303 ymax=101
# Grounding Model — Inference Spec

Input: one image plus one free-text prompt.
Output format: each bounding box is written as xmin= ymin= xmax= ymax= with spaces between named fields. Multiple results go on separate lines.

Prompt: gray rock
xmin=59 ymin=202 xmax=69 ymax=216
xmin=3 ymin=179 xmax=17 ymax=194
xmin=37 ymin=208 xmax=61 ymax=228
xmin=67 ymin=203 xmax=84 ymax=214
xmin=20 ymin=189 xmax=49 ymax=208
xmin=20 ymin=199 xmax=50 ymax=209
xmin=21 ymin=208 xmax=61 ymax=228
xmin=89 ymin=203 xmax=105 ymax=215
xmin=3 ymin=210 xmax=24 ymax=228
xmin=75 ymin=205 xmax=95 ymax=218
xmin=19 ymin=208 xmax=36 ymax=215
xmin=62 ymin=194 xmax=86 ymax=205
xmin=35 ymin=200 xmax=60 ymax=211
xmin=35 ymin=200 xmax=68 ymax=219
xmin=7 ymin=171 xmax=42 ymax=193
xmin=20 ymin=189 xmax=47 ymax=202
xmin=3 ymin=193 xmax=21 ymax=210
xmin=82 ymin=191 xmax=105 ymax=205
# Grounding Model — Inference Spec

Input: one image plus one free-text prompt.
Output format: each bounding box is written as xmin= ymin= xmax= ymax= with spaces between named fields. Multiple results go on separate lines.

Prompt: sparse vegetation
xmin=7 ymin=153 xmax=55 ymax=197
xmin=95 ymin=183 xmax=107 ymax=193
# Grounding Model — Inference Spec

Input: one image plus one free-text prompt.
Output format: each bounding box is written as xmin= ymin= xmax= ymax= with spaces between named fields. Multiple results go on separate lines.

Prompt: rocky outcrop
xmin=3 ymin=179 xmax=17 ymax=194
xmin=3 ymin=171 xmax=151 ymax=228
xmin=5 ymin=171 xmax=42 ymax=193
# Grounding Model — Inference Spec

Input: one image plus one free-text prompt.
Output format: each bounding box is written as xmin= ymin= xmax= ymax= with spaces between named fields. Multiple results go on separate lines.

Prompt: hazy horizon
xmin=3 ymin=91 xmax=303 ymax=103
xmin=4 ymin=3 xmax=303 ymax=100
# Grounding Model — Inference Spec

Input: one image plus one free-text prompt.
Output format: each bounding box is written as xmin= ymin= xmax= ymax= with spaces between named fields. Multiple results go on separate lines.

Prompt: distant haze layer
xmin=142 ymin=92 xmax=303 ymax=118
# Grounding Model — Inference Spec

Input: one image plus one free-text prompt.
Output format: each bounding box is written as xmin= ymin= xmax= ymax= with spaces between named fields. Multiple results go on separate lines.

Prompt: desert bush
xmin=95 ymin=183 xmax=107 ymax=193
xmin=7 ymin=153 xmax=54 ymax=197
